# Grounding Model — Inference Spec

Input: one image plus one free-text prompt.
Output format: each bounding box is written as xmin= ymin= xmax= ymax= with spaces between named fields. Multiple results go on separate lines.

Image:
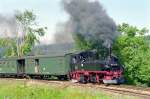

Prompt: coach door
xmin=35 ymin=59 xmax=40 ymax=73
xmin=17 ymin=59 xmax=25 ymax=74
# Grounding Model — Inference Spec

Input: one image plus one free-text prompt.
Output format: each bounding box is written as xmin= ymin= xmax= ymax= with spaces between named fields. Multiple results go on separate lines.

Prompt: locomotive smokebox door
xmin=17 ymin=59 xmax=25 ymax=74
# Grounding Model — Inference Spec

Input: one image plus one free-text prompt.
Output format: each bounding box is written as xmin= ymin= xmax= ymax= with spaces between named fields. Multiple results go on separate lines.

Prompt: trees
xmin=0 ymin=10 xmax=46 ymax=57
xmin=15 ymin=10 xmax=46 ymax=56
xmin=0 ymin=38 xmax=17 ymax=57
xmin=113 ymin=23 xmax=150 ymax=86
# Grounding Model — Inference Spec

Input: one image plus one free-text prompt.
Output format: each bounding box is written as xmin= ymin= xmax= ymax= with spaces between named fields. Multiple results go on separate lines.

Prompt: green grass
xmin=0 ymin=80 xmax=109 ymax=99
xmin=0 ymin=79 xmax=140 ymax=99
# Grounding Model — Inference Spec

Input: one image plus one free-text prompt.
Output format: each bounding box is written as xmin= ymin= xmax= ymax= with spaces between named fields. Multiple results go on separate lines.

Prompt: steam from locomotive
xmin=54 ymin=0 xmax=120 ymax=47
xmin=0 ymin=15 xmax=18 ymax=38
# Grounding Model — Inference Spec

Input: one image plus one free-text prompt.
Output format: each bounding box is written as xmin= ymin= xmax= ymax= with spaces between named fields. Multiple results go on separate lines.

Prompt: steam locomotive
xmin=0 ymin=50 xmax=124 ymax=84
xmin=69 ymin=51 xmax=124 ymax=84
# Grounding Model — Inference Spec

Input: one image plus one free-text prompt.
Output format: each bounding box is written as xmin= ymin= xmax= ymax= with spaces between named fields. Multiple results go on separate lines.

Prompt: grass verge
xmin=0 ymin=79 xmax=140 ymax=99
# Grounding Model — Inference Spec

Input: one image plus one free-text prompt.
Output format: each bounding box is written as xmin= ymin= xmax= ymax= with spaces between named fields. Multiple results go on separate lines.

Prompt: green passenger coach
xmin=25 ymin=54 xmax=71 ymax=79
xmin=0 ymin=54 xmax=72 ymax=79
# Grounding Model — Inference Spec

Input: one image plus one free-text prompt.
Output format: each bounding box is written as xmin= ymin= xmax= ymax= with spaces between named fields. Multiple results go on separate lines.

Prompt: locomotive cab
xmin=70 ymin=51 xmax=105 ymax=83
xmin=70 ymin=51 xmax=100 ymax=71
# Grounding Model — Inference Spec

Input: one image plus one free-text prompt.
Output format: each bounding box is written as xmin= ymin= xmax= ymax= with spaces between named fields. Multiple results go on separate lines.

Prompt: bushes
xmin=113 ymin=23 xmax=150 ymax=86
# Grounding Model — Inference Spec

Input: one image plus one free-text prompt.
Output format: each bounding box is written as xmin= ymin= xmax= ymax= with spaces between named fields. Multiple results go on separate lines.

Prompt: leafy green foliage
xmin=74 ymin=34 xmax=91 ymax=50
xmin=113 ymin=23 xmax=150 ymax=86
xmin=0 ymin=38 xmax=17 ymax=57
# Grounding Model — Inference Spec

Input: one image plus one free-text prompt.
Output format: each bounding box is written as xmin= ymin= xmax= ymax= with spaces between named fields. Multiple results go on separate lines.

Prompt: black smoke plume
xmin=54 ymin=23 xmax=73 ymax=43
xmin=54 ymin=0 xmax=119 ymax=47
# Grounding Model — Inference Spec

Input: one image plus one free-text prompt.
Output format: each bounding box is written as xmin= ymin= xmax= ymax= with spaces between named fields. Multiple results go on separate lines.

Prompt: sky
xmin=0 ymin=0 xmax=149 ymax=44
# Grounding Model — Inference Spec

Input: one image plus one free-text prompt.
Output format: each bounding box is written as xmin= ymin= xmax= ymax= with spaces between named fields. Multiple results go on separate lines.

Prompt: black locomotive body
xmin=69 ymin=51 xmax=124 ymax=84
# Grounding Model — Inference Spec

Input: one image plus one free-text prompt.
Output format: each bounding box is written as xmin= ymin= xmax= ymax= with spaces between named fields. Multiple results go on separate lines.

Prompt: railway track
xmin=89 ymin=84 xmax=150 ymax=99
xmin=1 ymin=78 xmax=150 ymax=99
xmin=28 ymin=79 xmax=150 ymax=99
